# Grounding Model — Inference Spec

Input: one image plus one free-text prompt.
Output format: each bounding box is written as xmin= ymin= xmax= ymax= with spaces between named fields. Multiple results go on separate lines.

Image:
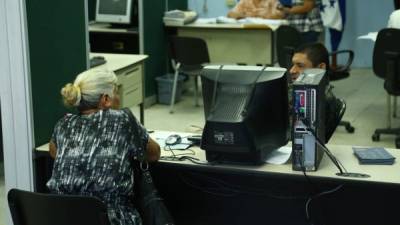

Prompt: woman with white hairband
xmin=46 ymin=69 xmax=160 ymax=225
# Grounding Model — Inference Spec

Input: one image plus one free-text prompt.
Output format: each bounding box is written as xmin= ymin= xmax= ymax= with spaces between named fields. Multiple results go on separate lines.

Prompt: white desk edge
xmin=35 ymin=130 xmax=400 ymax=186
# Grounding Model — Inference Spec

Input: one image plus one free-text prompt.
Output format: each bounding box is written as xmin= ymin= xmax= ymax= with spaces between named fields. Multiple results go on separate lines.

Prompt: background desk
xmin=90 ymin=53 xmax=147 ymax=124
xmin=89 ymin=23 xmax=139 ymax=54
xmin=167 ymin=23 xmax=274 ymax=65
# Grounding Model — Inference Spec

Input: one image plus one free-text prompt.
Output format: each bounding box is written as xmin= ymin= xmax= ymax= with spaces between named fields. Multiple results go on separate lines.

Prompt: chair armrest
xmin=330 ymin=50 xmax=354 ymax=73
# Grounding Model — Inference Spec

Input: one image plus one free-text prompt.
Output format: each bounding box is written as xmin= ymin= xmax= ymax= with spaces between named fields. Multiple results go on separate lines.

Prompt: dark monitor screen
xmin=200 ymin=65 xmax=290 ymax=165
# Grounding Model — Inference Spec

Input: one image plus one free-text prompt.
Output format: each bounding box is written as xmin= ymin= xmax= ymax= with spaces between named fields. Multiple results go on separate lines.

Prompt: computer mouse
xmin=165 ymin=134 xmax=182 ymax=145
xmin=92 ymin=56 xmax=105 ymax=60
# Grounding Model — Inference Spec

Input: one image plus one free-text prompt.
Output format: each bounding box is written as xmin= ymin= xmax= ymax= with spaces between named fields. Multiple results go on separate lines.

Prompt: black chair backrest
xmin=325 ymin=98 xmax=346 ymax=142
xmin=373 ymin=28 xmax=400 ymax=79
xmin=8 ymin=189 xmax=110 ymax=225
xmin=169 ymin=36 xmax=210 ymax=70
xmin=373 ymin=28 xmax=400 ymax=94
xmin=276 ymin=25 xmax=302 ymax=69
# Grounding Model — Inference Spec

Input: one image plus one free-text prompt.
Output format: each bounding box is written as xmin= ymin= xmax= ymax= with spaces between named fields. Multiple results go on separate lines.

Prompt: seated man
xmin=227 ymin=0 xmax=284 ymax=19
xmin=289 ymin=43 xmax=343 ymax=142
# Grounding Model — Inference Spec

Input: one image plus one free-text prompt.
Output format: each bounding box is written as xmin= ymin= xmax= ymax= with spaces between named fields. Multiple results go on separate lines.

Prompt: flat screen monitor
xmin=200 ymin=65 xmax=290 ymax=165
xmin=95 ymin=0 xmax=133 ymax=24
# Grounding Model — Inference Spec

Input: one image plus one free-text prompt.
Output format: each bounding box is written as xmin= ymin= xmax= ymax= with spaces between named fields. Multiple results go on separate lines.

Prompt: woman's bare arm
xmin=145 ymin=137 xmax=160 ymax=162
xmin=49 ymin=140 xmax=57 ymax=159
xmin=282 ymin=0 xmax=315 ymax=15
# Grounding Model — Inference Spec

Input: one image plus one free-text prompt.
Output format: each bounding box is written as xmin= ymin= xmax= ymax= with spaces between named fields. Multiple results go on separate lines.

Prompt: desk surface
xmin=156 ymin=144 xmax=400 ymax=186
xmin=36 ymin=130 xmax=400 ymax=186
xmin=167 ymin=23 xmax=273 ymax=30
xmin=90 ymin=53 xmax=147 ymax=72
xmin=89 ymin=22 xmax=138 ymax=34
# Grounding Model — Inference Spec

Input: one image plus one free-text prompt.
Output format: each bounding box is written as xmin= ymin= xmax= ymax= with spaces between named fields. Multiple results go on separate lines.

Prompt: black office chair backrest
xmin=8 ymin=188 xmax=110 ymax=225
xmin=373 ymin=28 xmax=400 ymax=79
xmin=325 ymin=97 xmax=346 ymax=142
xmin=169 ymin=36 xmax=210 ymax=71
xmin=276 ymin=25 xmax=302 ymax=69
xmin=373 ymin=28 xmax=400 ymax=95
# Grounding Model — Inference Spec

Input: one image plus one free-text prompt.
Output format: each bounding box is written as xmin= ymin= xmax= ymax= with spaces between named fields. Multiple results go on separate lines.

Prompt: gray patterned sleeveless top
xmin=47 ymin=109 xmax=148 ymax=225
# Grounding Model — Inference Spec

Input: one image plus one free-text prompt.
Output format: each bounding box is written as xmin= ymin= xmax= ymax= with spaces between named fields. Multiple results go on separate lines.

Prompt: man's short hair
xmin=294 ymin=43 xmax=330 ymax=69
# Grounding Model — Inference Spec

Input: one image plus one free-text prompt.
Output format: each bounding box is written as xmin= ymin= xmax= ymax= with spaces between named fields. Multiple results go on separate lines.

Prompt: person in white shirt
xmin=388 ymin=9 xmax=400 ymax=28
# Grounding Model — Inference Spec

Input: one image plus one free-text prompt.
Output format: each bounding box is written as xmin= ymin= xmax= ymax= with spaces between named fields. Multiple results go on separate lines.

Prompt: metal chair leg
xmin=169 ymin=63 xmax=181 ymax=114
xmin=387 ymin=94 xmax=392 ymax=128
xmin=194 ymin=75 xmax=199 ymax=106
xmin=393 ymin=96 xmax=397 ymax=117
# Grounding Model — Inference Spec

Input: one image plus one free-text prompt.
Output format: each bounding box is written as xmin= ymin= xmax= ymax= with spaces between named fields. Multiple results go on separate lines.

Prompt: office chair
xmin=168 ymin=36 xmax=210 ymax=113
xmin=371 ymin=28 xmax=400 ymax=148
xmin=327 ymin=50 xmax=356 ymax=133
xmin=325 ymin=97 xmax=347 ymax=142
xmin=8 ymin=188 xmax=110 ymax=225
xmin=276 ymin=25 xmax=355 ymax=133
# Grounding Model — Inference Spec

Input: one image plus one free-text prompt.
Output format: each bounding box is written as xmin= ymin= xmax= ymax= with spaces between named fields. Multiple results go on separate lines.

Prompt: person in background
xmin=47 ymin=69 xmax=160 ymax=225
xmin=289 ymin=43 xmax=342 ymax=142
xmin=388 ymin=9 xmax=400 ymax=28
xmin=289 ymin=42 xmax=329 ymax=81
xmin=278 ymin=0 xmax=324 ymax=43
xmin=227 ymin=0 xmax=285 ymax=19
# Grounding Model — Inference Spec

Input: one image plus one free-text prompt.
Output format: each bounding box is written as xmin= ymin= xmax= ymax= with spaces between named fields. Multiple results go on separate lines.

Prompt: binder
xmin=352 ymin=147 xmax=395 ymax=165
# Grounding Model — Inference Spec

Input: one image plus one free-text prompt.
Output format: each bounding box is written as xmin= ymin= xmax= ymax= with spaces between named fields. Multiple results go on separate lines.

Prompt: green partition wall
xmin=142 ymin=0 xmax=187 ymax=97
xmin=26 ymin=0 xmax=87 ymax=146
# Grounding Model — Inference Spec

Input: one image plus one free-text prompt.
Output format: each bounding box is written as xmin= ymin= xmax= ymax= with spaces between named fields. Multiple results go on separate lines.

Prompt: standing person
xmin=47 ymin=69 xmax=161 ymax=225
xmin=227 ymin=0 xmax=285 ymax=19
xmin=278 ymin=0 xmax=324 ymax=43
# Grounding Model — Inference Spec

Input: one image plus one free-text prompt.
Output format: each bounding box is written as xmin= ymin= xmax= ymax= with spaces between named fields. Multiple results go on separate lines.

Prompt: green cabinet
xmin=26 ymin=0 xmax=87 ymax=146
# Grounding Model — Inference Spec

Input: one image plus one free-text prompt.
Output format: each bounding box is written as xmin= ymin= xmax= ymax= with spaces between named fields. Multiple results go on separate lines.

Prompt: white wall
xmin=0 ymin=0 xmax=35 ymax=223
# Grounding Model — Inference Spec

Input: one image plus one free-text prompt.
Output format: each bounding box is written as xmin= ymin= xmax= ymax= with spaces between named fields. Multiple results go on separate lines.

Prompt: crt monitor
xmin=95 ymin=0 xmax=136 ymax=25
xmin=200 ymin=65 xmax=290 ymax=165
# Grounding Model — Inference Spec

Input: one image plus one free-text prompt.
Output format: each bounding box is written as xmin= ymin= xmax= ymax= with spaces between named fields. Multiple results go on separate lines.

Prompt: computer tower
xmin=292 ymin=69 xmax=328 ymax=171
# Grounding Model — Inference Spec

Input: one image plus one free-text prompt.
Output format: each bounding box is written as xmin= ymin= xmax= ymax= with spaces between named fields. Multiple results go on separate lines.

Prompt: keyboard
xmin=90 ymin=56 xmax=106 ymax=68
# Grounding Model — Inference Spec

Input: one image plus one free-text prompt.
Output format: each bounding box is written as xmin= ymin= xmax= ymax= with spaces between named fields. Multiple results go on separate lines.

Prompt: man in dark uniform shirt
xmin=289 ymin=43 xmax=342 ymax=142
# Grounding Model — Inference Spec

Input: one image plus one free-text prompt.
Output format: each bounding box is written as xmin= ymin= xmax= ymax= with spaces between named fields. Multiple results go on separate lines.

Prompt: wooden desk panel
xmin=173 ymin=24 xmax=273 ymax=66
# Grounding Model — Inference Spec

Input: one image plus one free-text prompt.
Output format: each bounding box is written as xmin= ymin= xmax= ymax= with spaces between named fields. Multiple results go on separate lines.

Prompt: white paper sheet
xmin=265 ymin=146 xmax=292 ymax=165
xmin=357 ymin=32 xmax=378 ymax=42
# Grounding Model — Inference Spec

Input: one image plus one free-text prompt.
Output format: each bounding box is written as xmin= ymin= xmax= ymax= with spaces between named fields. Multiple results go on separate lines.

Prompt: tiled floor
xmin=0 ymin=68 xmax=398 ymax=224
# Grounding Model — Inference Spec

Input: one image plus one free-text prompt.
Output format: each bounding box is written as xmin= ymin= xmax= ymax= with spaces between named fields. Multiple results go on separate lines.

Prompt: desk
xmin=148 ymin=132 xmax=400 ymax=225
xmin=167 ymin=23 xmax=274 ymax=65
xmin=89 ymin=23 xmax=139 ymax=54
xmin=36 ymin=132 xmax=400 ymax=225
xmin=90 ymin=53 xmax=147 ymax=124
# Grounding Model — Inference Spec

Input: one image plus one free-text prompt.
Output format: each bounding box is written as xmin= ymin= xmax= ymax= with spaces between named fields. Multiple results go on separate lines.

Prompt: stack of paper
xmin=353 ymin=147 xmax=396 ymax=165
xmin=163 ymin=10 xmax=197 ymax=26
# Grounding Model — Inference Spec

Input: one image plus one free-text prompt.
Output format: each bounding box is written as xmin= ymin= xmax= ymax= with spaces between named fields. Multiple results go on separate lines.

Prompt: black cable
xmin=305 ymin=184 xmax=344 ymax=224
xmin=210 ymin=65 xmax=224 ymax=113
xmin=299 ymin=118 xmax=345 ymax=174
xmin=242 ymin=65 xmax=268 ymax=116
